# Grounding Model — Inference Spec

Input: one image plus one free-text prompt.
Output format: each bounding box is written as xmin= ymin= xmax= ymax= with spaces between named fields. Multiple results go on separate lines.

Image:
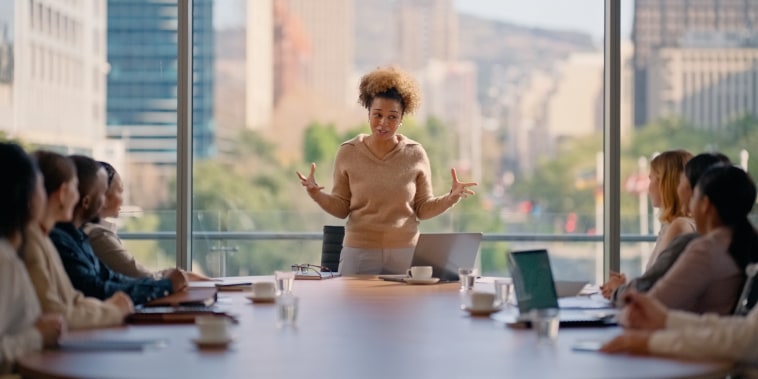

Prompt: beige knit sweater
xmin=309 ymin=134 xmax=459 ymax=249
xmin=22 ymin=224 xmax=124 ymax=330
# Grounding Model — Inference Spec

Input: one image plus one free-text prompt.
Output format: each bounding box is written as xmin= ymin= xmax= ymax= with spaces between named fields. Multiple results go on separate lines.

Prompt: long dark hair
xmin=32 ymin=150 xmax=77 ymax=196
xmin=99 ymin=161 xmax=117 ymax=188
xmin=696 ymin=165 xmax=758 ymax=270
xmin=684 ymin=152 xmax=731 ymax=189
xmin=0 ymin=143 xmax=38 ymax=240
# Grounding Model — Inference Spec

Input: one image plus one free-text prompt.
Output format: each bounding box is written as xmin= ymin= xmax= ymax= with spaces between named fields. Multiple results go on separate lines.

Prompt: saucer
xmin=462 ymin=305 xmax=503 ymax=316
xmin=404 ymin=277 xmax=440 ymax=285
xmin=244 ymin=294 xmax=275 ymax=304
xmin=192 ymin=337 xmax=233 ymax=349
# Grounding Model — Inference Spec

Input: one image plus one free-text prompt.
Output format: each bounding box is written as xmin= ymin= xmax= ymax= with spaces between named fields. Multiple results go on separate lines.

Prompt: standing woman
xmin=23 ymin=151 xmax=132 ymax=330
xmin=297 ymin=66 xmax=477 ymax=275
xmin=0 ymin=143 xmax=62 ymax=374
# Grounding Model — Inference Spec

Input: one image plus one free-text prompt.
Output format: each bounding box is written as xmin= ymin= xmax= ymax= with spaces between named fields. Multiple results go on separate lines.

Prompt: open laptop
xmin=508 ymin=249 xmax=616 ymax=327
xmin=379 ymin=232 xmax=482 ymax=282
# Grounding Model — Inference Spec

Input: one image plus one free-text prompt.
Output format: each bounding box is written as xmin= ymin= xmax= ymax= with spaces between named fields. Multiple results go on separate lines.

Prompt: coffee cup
xmin=470 ymin=292 xmax=496 ymax=310
xmin=196 ymin=316 xmax=231 ymax=342
xmin=252 ymin=282 xmax=276 ymax=298
xmin=407 ymin=266 xmax=433 ymax=279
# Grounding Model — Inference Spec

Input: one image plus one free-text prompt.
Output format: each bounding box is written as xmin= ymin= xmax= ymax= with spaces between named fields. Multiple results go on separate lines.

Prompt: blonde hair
xmin=650 ymin=149 xmax=693 ymax=223
xmin=358 ymin=66 xmax=421 ymax=115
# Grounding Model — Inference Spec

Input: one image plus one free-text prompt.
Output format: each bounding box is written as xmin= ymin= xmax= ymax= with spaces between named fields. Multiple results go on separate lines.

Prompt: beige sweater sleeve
xmin=412 ymin=148 xmax=459 ymax=220
xmin=24 ymin=230 xmax=124 ymax=330
xmin=86 ymin=223 xmax=155 ymax=279
xmin=308 ymin=147 xmax=352 ymax=219
xmin=648 ymin=309 xmax=758 ymax=362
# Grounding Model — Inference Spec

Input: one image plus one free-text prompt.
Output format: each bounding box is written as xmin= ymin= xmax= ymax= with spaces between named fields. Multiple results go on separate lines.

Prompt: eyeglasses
xmin=290 ymin=263 xmax=337 ymax=278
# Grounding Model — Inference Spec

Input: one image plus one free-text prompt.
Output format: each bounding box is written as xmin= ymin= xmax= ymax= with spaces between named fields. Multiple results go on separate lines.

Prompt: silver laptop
xmin=379 ymin=232 xmax=482 ymax=282
xmin=508 ymin=249 xmax=616 ymax=326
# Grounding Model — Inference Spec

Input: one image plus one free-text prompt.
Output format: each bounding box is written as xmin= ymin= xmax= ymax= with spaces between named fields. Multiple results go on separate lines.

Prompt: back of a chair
xmin=320 ymin=225 xmax=344 ymax=273
xmin=733 ymin=263 xmax=758 ymax=316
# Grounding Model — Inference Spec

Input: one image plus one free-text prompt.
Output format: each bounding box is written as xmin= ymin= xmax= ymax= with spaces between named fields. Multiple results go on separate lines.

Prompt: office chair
xmin=733 ymin=263 xmax=758 ymax=316
xmin=320 ymin=225 xmax=344 ymax=273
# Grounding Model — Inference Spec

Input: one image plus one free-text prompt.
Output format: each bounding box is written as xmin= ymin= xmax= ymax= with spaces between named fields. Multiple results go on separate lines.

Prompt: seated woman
xmin=23 ymin=151 xmax=132 ymax=330
xmin=646 ymin=164 xmax=757 ymax=314
xmin=0 ymin=143 xmax=62 ymax=374
xmin=601 ymin=150 xmax=694 ymax=298
xmin=608 ymin=153 xmax=732 ymax=307
xmin=83 ymin=161 xmax=209 ymax=280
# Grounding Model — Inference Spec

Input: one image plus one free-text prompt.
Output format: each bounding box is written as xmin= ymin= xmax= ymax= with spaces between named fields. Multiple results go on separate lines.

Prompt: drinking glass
xmin=493 ymin=278 xmax=513 ymax=307
xmin=531 ymin=308 xmax=560 ymax=344
xmin=276 ymin=294 xmax=299 ymax=327
xmin=274 ymin=270 xmax=295 ymax=295
xmin=458 ymin=267 xmax=477 ymax=292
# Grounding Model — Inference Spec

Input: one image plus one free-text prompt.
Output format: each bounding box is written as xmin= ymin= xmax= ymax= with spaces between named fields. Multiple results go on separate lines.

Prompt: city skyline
xmin=215 ymin=0 xmax=634 ymax=40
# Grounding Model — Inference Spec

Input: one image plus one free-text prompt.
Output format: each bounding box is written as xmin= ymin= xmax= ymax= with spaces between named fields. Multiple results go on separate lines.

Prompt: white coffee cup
xmin=196 ymin=316 xmax=231 ymax=342
xmin=252 ymin=282 xmax=276 ymax=298
xmin=470 ymin=292 xmax=496 ymax=310
xmin=407 ymin=266 xmax=433 ymax=279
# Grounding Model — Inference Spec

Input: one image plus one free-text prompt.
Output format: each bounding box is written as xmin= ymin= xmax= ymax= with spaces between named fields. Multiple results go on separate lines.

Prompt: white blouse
xmin=649 ymin=307 xmax=758 ymax=363
xmin=0 ymin=238 xmax=42 ymax=374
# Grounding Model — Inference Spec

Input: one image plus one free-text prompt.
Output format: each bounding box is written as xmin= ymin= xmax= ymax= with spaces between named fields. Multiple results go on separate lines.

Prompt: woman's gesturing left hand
xmin=449 ymin=168 xmax=478 ymax=200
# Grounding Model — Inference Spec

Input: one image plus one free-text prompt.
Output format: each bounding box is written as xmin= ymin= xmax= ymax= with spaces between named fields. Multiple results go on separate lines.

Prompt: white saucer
xmin=462 ymin=305 xmax=503 ymax=316
xmin=244 ymin=294 xmax=275 ymax=304
xmin=192 ymin=337 xmax=233 ymax=349
xmin=404 ymin=277 xmax=440 ymax=285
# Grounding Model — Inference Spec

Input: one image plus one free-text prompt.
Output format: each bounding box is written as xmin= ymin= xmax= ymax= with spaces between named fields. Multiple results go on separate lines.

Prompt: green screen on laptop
xmin=509 ymin=249 xmax=560 ymax=312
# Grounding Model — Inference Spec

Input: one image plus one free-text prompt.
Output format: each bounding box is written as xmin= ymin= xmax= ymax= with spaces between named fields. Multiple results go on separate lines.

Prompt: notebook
xmin=379 ymin=232 xmax=482 ymax=282
xmin=144 ymin=287 xmax=218 ymax=307
xmin=508 ymin=249 xmax=616 ymax=327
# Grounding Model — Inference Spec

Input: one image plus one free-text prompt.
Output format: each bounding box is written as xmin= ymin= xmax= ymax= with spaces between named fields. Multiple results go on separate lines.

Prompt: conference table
xmin=18 ymin=276 xmax=732 ymax=379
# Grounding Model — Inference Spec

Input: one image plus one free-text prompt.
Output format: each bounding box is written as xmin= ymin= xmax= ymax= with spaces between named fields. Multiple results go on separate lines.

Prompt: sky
xmin=455 ymin=0 xmax=635 ymax=40
xmin=214 ymin=0 xmax=635 ymax=40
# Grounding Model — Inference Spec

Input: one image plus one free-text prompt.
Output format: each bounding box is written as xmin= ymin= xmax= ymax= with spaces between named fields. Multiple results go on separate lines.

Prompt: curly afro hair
xmin=358 ymin=66 xmax=421 ymax=115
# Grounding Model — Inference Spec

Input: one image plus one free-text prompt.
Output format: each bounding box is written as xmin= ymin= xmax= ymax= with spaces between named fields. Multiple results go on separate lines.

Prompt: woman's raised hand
xmin=297 ymin=163 xmax=325 ymax=194
xmin=449 ymin=168 xmax=477 ymax=200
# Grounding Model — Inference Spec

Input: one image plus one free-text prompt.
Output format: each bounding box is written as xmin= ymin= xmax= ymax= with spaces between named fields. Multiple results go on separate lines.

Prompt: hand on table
xmin=296 ymin=163 xmax=325 ymax=195
xmin=448 ymin=168 xmax=477 ymax=200
xmin=35 ymin=313 xmax=64 ymax=348
xmin=105 ymin=291 xmax=134 ymax=315
xmin=600 ymin=271 xmax=626 ymax=299
xmin=166 ymin=268 xmax=189 ymax=292
xmin=600 ymin=330 xmax=651 ymax=355
xmin=620 ymin=291 xmax=668 ymax=331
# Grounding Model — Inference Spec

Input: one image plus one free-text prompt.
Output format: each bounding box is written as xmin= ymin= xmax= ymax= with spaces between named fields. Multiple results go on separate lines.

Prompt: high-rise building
xmin=246 ymin=0 xmax=273 ymax=130
xmin=0 ymin=0 xmax=108 ymax=154
xmin=278 ymin=0 xmax=352 ymax=107
xmin=632 ymin=0 xmax=758 ymax=127
xmin=106 ymin=0 xmax=215 ymax=166
xmin=647 ymin=32 xmax=758 ymax=130
xmin=398 ymin=0 xmax=458 ymax=71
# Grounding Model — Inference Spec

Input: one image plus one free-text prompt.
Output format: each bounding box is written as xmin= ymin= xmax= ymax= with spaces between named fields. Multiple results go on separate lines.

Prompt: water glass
xmin=276 ymin=294 xmax=299 ymax=327
xmin=531 ymin=308 xmax=560 ymax=344
xmin=458 ymin=268 xmax=477 ymax=292
xmin=274 ymin=270 xmax=295 ymax=295
xmin=493 ymin=278 xmax=513 ymax=307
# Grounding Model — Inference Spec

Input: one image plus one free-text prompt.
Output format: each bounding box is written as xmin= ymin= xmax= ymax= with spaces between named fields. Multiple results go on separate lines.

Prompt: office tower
xmin=646 ymin=32 xmax=758 ymax=130
xmin=0 ymin=0 xmax=107 ymax=153
xmin=398 ymin=0 xmax=458 ymax=71
xmin=106 ymin=0 xmax=215 ymax=165
xmin=546 ymin=52 xmax=604 ymax=139
xmin=279 ymin=0 xmax=352 ymax=107
xmin=420 ymin=60 xmax=482 ymax=181
xmin=246 ymin=0 xmax=273 ymax=130
xmin=632 ymin=0 xmax=758 ymax=127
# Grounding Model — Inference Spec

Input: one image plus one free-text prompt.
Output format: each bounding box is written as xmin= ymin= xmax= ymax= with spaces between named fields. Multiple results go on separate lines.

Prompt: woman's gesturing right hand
xmin=296 ymin=163 xmax=325 ymax=194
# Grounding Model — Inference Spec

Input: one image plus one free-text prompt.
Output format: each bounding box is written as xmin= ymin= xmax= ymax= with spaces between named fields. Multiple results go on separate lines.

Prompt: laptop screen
xmin=509 ymin=249 xmax=560 ymax=313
